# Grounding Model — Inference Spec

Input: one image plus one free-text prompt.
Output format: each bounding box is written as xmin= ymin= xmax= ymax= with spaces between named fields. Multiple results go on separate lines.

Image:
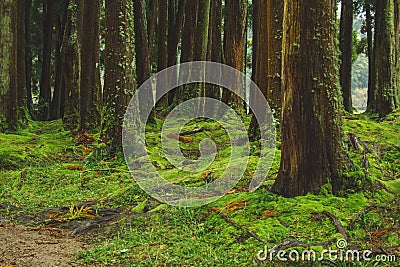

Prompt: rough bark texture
xmin=339 ymin=0 xmax=354 ymax=113
xmin=222 ymin=0 xmax=248 ymax=114
xmin=38 ymin=0 xmax=55 ymax=120
xmin=0 ymin=0 xmax=18 ymax=131
xmin=249 ymin=0 xmax=283 ymax=140
xmin=103 ymin=0 xmax=136 ymax=153
xmin=25 ymin=0 xmax=33 ymax=116
xmin=80 ymin=0 xmax=101 ymax=130
xmin=375 ymin=0 xmax=399 ymax=117
xmin=62 ymin=0 xmax=81 ymax=130
xmin=147 ymin=0 xmax=158 ymax=70
xmin=272 ymin=0 xmax=346 ymax=197
xmin=17 ymin=0 xmax=26 ymax=120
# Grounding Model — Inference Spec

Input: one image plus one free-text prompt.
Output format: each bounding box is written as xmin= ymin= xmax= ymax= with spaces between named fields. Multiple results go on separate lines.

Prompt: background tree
xmin=0 ymin=0 xmax=18 ymax=131
xmin=38 ymin=0 xmax=54 ymax=120
xmin=340 ymin=0 xmax=354 ymax=113
xmin=103 ymin=0 xmax=136 ymax=153
xmin=272 ymin=0 xmax=347 ymax=197
xmin=374 ymin=0 xmax=399 ymax=117
xmin=222 ymin=0 xmax=248 ymax=114
xmin=365 ymin=0 xmax=376 ymax=113
xmin=80 ymin=0 xmax=101 ymax=130
xmin=156 ymin=0 xmax=169 ymax=107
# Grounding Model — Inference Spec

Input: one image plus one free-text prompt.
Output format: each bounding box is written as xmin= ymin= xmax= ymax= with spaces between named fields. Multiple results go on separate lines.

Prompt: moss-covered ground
xmin=0 ymin=111 xmax=399 ymax=266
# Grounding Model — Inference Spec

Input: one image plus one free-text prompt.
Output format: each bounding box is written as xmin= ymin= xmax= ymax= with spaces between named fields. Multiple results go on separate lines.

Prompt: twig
xmin=322 ymin=211 xmax=349 ymax=242
xmin=180 ymin=127 xmax=208 ymax=136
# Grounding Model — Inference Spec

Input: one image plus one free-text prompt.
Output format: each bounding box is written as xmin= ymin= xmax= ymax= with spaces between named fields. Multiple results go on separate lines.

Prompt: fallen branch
xmin=322 ymin=211 xmax=349 ymax=242
xmin=213 ymin=208 xmax=266 ymax=244
xmin=180 ymin=127 xmax=208 ymax=136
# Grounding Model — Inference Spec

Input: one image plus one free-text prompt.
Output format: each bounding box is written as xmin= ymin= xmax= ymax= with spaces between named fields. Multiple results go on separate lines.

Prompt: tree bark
xmin=80 ymin=0 xmax=101 ymax=130
xmin=17 ymin=0 xmax=27 ymax=121
xmin=62 ymin=0 xmax=81 ymax=130
xmin=25 ymin=0 xmax=33 ymax=116
xmin=156 ymin=0 xmax=169 ymax=107
xmin=222 ymin=0 xmax=248 ymax=114
xmin=339 ymin=0 xmax=354 ymax=113
xmin=103 ymin=0 xmax=136 ymax=154
xmin=272 ymin=0 xmax=347 ymax=197
xmin=375 ymin=0 xmax=399 ymax=117
xmin=38 ymin=0 xmax=55 ymax=120
xmin=366 ymin=1 xmax=376 ymax=113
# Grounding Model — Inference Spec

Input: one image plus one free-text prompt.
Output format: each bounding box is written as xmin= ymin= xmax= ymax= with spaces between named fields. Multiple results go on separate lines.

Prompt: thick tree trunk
xmin=339 ymin=0 xmax=354 ymax=113
xmin=103 ymin=0 xmax=136 ymax=154
xmin=62 ymin=0 xmax=81 ymax=130
xmin=147 ymin=0 xmax=158 ymax=70
xmin=80 ymin=0 xmax=101 ymax=130
xmin=366 ymin=1 xmax=376 ymax=113
xmin=222 ymin=0 xmax=248 ymax=114
xmin=375 ymin=0 xmax=399 ymax=117
xmin=272 ymin=0 xmax=347 ymax=197
xmin=38 ymin=0 xmax=55 ymax=120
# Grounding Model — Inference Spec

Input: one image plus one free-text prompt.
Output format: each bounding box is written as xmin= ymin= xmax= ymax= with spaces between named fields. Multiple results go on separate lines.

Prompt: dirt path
xmin=0 ymin=223 xmax=87 ymax=267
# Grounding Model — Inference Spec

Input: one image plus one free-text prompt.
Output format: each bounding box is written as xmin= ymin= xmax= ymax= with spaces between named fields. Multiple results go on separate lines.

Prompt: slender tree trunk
xmin=134 ymin=0 xmax=154 ymax=123
xmin=25 ymin=0 xmax=33 ymax=116
xmin=38 ymin=0 xmax=55 ymax=120
xmin=17 ymin=0 xmax=26 ymax=121
xmin=272 ymin=0 xmax=347 ymax=197
xmin=147 ymin=0 xmax=158 ymax=71
xmin=103 ymin=0 xmax=136 ymax=154
xmin=339 ymin=0 xmax=354 ymax=113
xmin=62 ymin=0 xmax=81 ymax=130
xmin=80 ymin=0 xmax=101 ymax=130
xmin=205 ymin=0 xmax=222 ymax=102
xmin=366 ymin=1 xmax=376 ymax=113
xmin=395 ymin=0 xmax=400 ymax=102
xmin=167 ymin=0 xmax=186 ymax=106
xmin=375 ymin=0 xmax=399 ymax=117
xmin=156 ymin=0 xmax=169 ymax=107
xmin=222 ymin=0 xmax=248 ymax=114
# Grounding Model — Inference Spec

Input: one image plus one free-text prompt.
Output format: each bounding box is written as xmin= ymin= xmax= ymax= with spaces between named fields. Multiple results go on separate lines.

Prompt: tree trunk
xmin=25 ymin=0 xmax=33 ymax=116
xmin=395 ymin=0 xmax=400 ymax=102
xmin=103 ymin=0 xmax=136 ymax=154
xmin=249 ymin=0 xmax=283 ymax=140
xmin=375 ymin=0 xmax=399 ymax=117
xmin=339 ymin=0 xmax=354 ymax=113
xmin=62 ymin=0 xmax=81 ymax=130
xmin=17 ymin=0 xmax=27 ymax=121
xmin=205 ymin=0 xmax=222 ymax=102
xmin=167 ymin=0 xmax=186 ymax=106
xmin=134 ymin=0 xmax=154 ymax=123
xmin=147 ymin=0 xmax=158 ymax=71
xmin=38 ymin=0 xmax=55 ymax=120
xmin=156 ymin=0 xmax=169 ymax=107
xmin=222 ymin=0 xmax=248 ymax=114
xmin=366 ymin=1 xmax=376 ymax=113
xmin=0 ymin=0 xmax=18 ymax=131
xmin=80 ymin=0 xmax=101 ymax=130
xmin=272 ymin=0 xmax=347 ymax=197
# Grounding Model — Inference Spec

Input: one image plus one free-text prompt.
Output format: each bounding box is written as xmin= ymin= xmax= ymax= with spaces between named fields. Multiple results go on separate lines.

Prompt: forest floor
xmin=0 ymin=112 xmax=399 ymax=266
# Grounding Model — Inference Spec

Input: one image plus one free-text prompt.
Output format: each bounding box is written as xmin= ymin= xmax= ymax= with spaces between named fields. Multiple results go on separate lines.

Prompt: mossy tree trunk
xmin=80 ymin=0 xmax=101 ymax=130
xmin=0 ymin=0 xmax=18 ymax=131
xmin=222 ymin=0 xmax=248 ymax=114
xmin=375 ymin=0 xmax=399 ymax=117
xmin=103 ymin=0 xmax=136 ymax=154
xmin=272 ymin=0 xmax=347 ymax=197
xmin=339 ymin=0 xmax=354 ymax=113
